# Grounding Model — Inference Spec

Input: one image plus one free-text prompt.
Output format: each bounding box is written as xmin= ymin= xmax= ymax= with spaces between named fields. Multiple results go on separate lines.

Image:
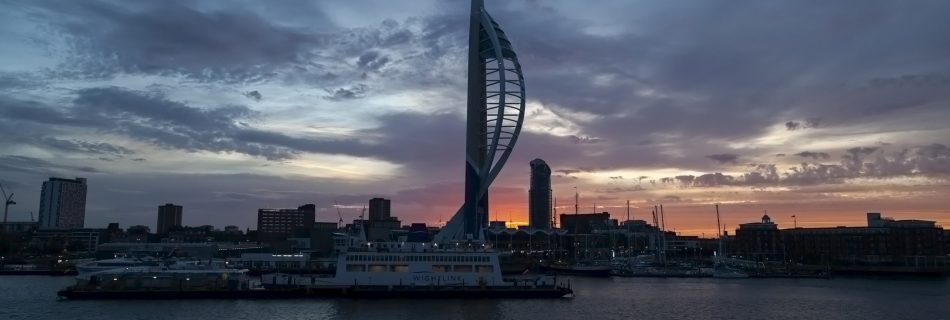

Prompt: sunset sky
xmin=1 ymin=0 xmax=948 ymax=236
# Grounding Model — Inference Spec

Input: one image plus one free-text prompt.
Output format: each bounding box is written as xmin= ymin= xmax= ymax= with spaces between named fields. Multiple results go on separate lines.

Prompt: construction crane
xmin=334 ymin=200 xmax=344 ymax=229
xmin=0 ymin=182 xmax=15 ymax=227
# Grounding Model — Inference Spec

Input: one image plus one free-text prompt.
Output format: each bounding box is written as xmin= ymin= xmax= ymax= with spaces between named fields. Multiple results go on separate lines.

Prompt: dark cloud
xmin=324 ymin=84 xmax=368 ymax=101
xmin=915 ymin=144 xmax=950 ymax=175
xmin=0 ymin=155 xmax=101 ymax=174
xmin=693 ymin=173 xmax=735 ymax=187
xmin=569 ymin=135 xmax=602 ymax=144
xmin=706 ymin=153 xmax=739 ymax=164
xmin=597 ymin=185 xmax=646 ymax=194
xmin=674 ymin=175 xmax=695 ymax=187
xmin=660 ymin=145 xmax=950 ymax=188
xmin=356 ymin=51 xmax=390 ymax=72
xmin=785 ymin=118 xmax=822 ymax=131
xmin=243 ymin=90 xmax=262 ymax=102
xmin=553 ymin=167 xmax=608 ymax=176
xmin=658 ymin=195 xmax=682 ymax=202
xmin=32 ymin=1 xmax=332 ymax=83
xmin=785 ymin=121 xmax=801 ymax=131
xmin=38 ymin=137 xmax=134 ymax=156
xmin=795 ymin=151 xmax=830 ymax=160
xmin=0 ymin=87 xmax=385 ymax=161
xmin=0 ymin=72 xmax=44 ymax=90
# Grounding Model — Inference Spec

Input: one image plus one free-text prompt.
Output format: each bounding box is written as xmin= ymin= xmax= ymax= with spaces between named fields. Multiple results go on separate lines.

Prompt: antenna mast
xmin=574 ymin=187 xmax=578 ymax=215
xmin=626 ymin=200 xmax=630 ymax=221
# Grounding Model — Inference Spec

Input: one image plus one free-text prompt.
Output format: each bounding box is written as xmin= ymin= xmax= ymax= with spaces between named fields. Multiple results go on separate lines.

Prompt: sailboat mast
xmin=715 ymin=203 xmax=723 ymax=256
xmin=659 ymin=204 xmax=666 ymax=232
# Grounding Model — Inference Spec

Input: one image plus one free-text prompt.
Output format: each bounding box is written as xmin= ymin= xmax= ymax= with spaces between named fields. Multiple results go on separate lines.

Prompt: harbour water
xmin=2 ymin=276 xmax=948 ymax=320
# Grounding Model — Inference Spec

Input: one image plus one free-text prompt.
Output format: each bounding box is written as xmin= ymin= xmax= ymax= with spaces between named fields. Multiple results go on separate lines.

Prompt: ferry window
xmin=454 ymin=265 xmax=473 ymax=272
xmin=432 ymin=265 xmax=449 ymax=272
xmin=368 ymin=264 xmax=387 ymax=273
xmin=477 ymin=266 xmax=493 ymax=273
xmin=392 ymin=265 xmax=409 ymax=272
xmin=346 ymin=264 xmax=365 ymax=272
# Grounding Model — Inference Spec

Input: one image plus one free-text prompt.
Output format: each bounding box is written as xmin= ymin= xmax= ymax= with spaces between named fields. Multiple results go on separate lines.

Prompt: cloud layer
xmin=1 ymin=0 xmax=948 ymax=233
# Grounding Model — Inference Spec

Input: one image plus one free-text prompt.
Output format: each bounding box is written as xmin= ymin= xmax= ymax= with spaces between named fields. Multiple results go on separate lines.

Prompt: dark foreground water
xmin=2 ymin=276 xmax=948 ymax=320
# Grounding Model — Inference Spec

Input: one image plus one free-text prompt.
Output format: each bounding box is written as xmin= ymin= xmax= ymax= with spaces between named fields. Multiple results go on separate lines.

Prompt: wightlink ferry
xmin=259 ymin=234 xmax=573 ymax=298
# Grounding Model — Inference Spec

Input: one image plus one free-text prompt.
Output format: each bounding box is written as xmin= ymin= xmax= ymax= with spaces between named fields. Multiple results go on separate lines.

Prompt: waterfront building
xmin=0 ymin=221 xmax=38 ymax=233
xmin=257 ymin=204 xmax=315 ymax=239
xmin=560 ymin=212 xmax=612 ymax=235
xmin=528 ymin=159 xmax=552 ymax=230
xmin=38 ymin=177 xmax=87 ymax=229
xmin=782 ymin=215 xmax=945 ymax=267
xmin=156 ymin=203 xmax=182 ymax=235
xmin=734 ymin=214 xmax=782 ymax=262
xmin=488 ymin=221 xmax=507 ymax=230
xmin=733 ymin=212 xmax=946 ymax=267
xmin=31 ymin=228 xmax=106 ymax=252
xmin=164 ymin=225 xmax=213 ymax=243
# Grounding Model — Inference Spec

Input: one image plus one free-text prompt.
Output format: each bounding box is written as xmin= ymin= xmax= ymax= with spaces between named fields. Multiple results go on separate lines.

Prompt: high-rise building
xmin=366 ymin=198 xmax=400 ymax=242
xmin=528 ymin=159 xmax=552 ymax=230
xmin=257 ymin=204 xmax=315 ymax=238
xmin=368 ymin=198 xmax=391 ymax=221
xmin=156 ymin=203 xmax=183 ymax=234
xmin=38 ymin=177 xmax=87 ymax=229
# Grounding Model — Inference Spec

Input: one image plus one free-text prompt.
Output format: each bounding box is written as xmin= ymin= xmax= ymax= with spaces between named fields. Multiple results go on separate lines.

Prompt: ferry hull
xmin=543 ymin=265 xmax=612 ymax=277
xmin=57 ymin=286 xmax=573 ymax=300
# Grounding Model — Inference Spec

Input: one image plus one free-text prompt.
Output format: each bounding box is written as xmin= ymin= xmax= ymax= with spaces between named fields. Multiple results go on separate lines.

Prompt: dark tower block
xmin=528 ymin=159 xmax=552 ymax=230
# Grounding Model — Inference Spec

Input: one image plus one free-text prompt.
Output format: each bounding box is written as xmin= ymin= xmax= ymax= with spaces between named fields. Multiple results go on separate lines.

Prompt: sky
xmin=0 ymin=0 xmax=948 ymax=236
